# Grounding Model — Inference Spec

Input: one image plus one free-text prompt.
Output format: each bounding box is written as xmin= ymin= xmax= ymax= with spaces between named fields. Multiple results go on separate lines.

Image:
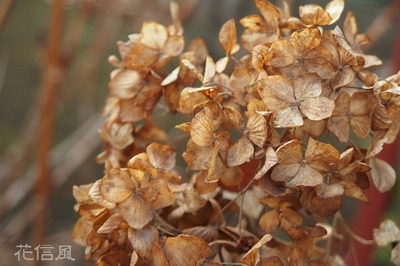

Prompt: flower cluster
xmin=73 ymin=1 xmax=400 ymax=265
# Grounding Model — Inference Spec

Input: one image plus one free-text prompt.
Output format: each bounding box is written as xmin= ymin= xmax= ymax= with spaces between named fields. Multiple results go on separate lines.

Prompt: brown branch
xmin=364 ymin=0 xmax=400 ymax=51
xmin=33 ymin=0 xmax=65 ymax=252
xmin=0 ymin=0 xmax=15 ymax=32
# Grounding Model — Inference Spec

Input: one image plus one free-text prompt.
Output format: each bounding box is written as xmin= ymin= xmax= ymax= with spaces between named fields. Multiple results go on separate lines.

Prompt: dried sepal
xmin=165 ymin=235 xmax=211 ymax=266
xmin=190 ymin=107 xmax=215 ymax=147
xmin=240 ymin=234 xmax=273 ymax=266
xmin=369 ymin=156 xmax=396 ymax=193
xmin=219 ymin=19 xmax=240 ymax=56
xmin=227 ymin=136 xmax=254 ymax=167
xmin=299 ymin=0 xmax=344 ymax=26
xmin=373 ymin=220 xmax=400 ymax=247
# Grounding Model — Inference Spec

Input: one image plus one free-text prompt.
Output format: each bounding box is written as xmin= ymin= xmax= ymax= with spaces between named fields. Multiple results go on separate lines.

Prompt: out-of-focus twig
xmin=0 ymin=0 xmax=15 ymax=32
xmin=0 ymin=115 xmax=103 ymax=241
xmin=33 ymin=0 xmax=65 ymax=252
xmin=0 ymin=55 xmax=7 ymax=98
xmin=364 ymin=0 xmax=400 ymax=51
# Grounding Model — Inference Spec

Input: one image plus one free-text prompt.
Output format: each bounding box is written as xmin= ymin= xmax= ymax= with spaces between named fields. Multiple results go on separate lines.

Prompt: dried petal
xmin=191 ymin=107 xmax=214 ymax=147
xmin=165 ymin=235 xmax=211 ymax=266
xmin=219 ymin=19 xmax=240 ymax=55
xmin=146 ymin=143 xmax=176 ymax=171
xmin=259 ymin=209 xmax=280 ymax=234
xmin=227 ymin=136 xmax=254 ymax=167
xmin=128 ymin=225 xmax=159 ymax=257
xmin=140 ymin=22 xmax=168 ymax=50
xmin=373 ymin=220 xmax=400 ymax=247
xmin=255 ymin=147 xmax=278 ymax=180
xmin=99 ymin=168 xmax=136 ymax=203
xmin=369 ymin=157 xmax=396 ymax=193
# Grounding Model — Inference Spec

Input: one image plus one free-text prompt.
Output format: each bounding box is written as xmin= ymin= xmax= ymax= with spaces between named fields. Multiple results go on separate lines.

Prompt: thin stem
xmin=338 ymin=213 xmax=375 ymax=246
xmin=217 ymin=177 xmax=256 ymax=220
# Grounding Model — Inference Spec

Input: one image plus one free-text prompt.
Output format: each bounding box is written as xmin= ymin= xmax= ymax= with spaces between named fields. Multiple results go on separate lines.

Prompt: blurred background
xmin=0 ymin=0 xmax=399 ymax=265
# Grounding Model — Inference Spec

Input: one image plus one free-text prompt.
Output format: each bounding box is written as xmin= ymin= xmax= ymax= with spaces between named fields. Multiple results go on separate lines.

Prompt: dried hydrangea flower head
xmin=73 ymin=0 xmax=400 ymax=265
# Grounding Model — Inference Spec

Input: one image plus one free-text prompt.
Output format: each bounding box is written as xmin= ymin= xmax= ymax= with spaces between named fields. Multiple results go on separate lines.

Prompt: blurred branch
xmin=0 ymin=0 xmax=15 ymax=32
xmin=0 ymin=115 xmax=103 ymax=241
xmin=364 ymin=0 xmax=400 ymax=51
xmin=0 ymin=55 xmax=7 ymax=98
xmin=34 ymin=0 xmax=65 ymax=251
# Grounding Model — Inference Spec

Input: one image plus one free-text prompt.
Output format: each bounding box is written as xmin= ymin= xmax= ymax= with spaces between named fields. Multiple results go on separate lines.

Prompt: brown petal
xmin=183 ymin=139 xmax=214 ymax=170
xmin=294 ymin=72 xmax=323 ymax=100
xmin=325 ymin=0 xmax=345 ymax=25
xmin=271 ymin=163 xmax=301 ymax=183
xmin=146 ymin=143 xmax=176 ymax=171
xmin=178 ymin=88 xmax=209 ymax=114
xmin=258 ymin=75 xmax=295 ymax=110
xmin=97 ymin=213 xmax=124 ymax=234
xmin=72 ymin=216 xmax=94 ymax=246
xmin=299 ymin=4 xmax=332 ymax=26
xmin=339 ymin=180 xmax=369 ymax=203
xmin=163 ymin=35 xmax=185 ymax=56
xmin=246 ymin=111 xmax=267 ymax=148
xmin=343 ymin=12 xmax=357 ymax=44
xmin=219 ymin=19 xmax=240 ymax=55
xmin=128 ymin=153 xmax=159 ymax=177
xmin=141 ymin=178 xmax=176 ymax=209
xmin=350 ymin=115 xmax=371 ymax=139
xmin=140 ymin=22 xmax=168 ymax=50
xmin=119 ymin=195 xmax=153 ymax=229
xmin=305 ymin=138 xmax=340 ymax=164
xmin=290 ymin=27 xmax=322 ymax=51
xmin=350 ymin=92 xmax=372 ymax=116
xmin=100 ymin=168 xmax=136 ymax=203
xmin=273 ymin=106 xmax=304 ymax=128
xmin=190 ymin=107 xmax=214 ymax=146
xmin=328 ymin=116 xmax=349 ymax=143
xmin=369 ymin=157 xmax=396 ymax=193
xmin=315 ymin=183 xmax=344 ymax=199
xmin=227 ymin=136 xmax=254 ymax=167
xmin=165 ymin=235 xmax=211 ymax=266
xmin=240 ymin=234 xmax=273 ymax=266
xmin=268 ymin=40 xmax=297 ymax=68
xmin=255 ymin=0 xmax=280 ymax=29
xmin=285 ymin=164 xmax=324 ymax=187
xmin=128 ymin=225 xmax=159 ymax=257
xmin=255 ymin=147 xmax=278 ymax=180
xmin=259 ymin=209 xmax=280 ymax=234
xmin=300 ymin=97 xmax=335 ymax=121
xmin=276 ymin=139 xmax=303 ymax=164
xmin=109 ymin=69 xmax=143 ymax=99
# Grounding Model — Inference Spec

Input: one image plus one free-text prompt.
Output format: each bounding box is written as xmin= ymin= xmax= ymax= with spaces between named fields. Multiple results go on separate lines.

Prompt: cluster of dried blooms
xmin=72 ymin=0 xmax=400 ymax=265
